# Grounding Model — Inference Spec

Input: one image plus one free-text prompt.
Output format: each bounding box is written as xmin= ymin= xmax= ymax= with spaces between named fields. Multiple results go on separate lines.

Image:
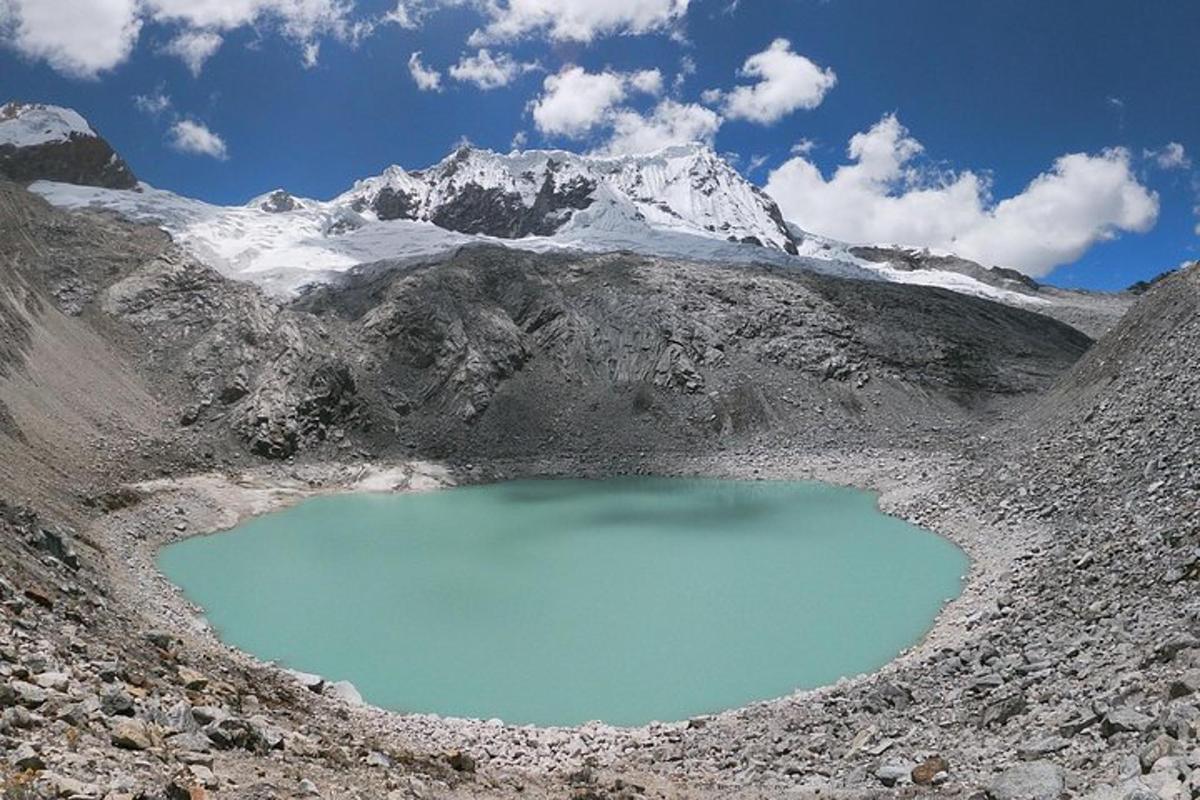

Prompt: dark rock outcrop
xmin=0 ymin=133 xmax=136 ymax=189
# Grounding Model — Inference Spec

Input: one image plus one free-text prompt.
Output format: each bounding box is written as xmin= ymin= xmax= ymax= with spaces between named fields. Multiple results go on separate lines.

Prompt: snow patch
xmin=0 ymin=102 xmax=96 ymax=147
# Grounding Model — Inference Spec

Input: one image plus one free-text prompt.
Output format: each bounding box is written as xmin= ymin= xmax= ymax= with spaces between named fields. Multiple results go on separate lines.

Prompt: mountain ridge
xmin=3 ymin=101 xmax=1131 ymax=323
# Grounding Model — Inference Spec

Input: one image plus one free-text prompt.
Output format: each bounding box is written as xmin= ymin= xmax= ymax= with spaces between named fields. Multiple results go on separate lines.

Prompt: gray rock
xmin=1104 ymin=708 xmax=1156 ymax=737
xmin=325 ymin=680 xmax=363 ymax=705
xmin=1140 ymin=735 xmax=1183 ymax=773
xmin=1167 ymin=669 xmax=1200 ymax=698
xmin=10 ymin=680 xmax=48 ymax=708
xmin=100 ymin=685 xmax=134 ymax=716
xmin=110 ymin=718 xmax=154 ymax=750
xmin=10 ymin=742 xmax=44 ymax=771
xmin=988 ymin=761 xmax=1066 ymax=800
xmin=875 ymin=761 xmax=915 ymax=787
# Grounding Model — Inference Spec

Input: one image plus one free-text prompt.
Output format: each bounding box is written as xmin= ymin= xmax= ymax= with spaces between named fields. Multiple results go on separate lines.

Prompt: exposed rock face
xmin=0 ymin=134 xmax=138 ymax=189
xmin=257 ymin=189 xmax=301 ymax=213
xmin=294 ymin=245 xmax=1088 ymax=456
xmin=339 ymin=143 xmax=800 ymax=253
xmin=0 ymin=102 xmax=136 ymax=189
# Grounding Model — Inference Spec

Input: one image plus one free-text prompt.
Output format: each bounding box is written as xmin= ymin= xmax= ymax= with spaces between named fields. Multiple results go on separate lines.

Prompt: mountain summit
xmin=0 ymin=101 xmax=137 ymax=189
xmin=334 ymin=143 xmax=800 ymax=254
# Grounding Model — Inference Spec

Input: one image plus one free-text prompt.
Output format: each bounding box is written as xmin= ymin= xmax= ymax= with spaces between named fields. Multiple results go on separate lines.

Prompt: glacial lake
xmin=159 ymin=477 xmax=967 ymax=727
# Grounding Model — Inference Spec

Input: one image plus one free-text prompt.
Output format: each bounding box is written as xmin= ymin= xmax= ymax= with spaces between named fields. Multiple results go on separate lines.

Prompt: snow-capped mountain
xmin=0 ymin=102 xmax=137 ymax=189
xmin=11 ymin=102 xmax=1047 ymax=306
xmin=335 ymin=144 xmax=799 ymax=253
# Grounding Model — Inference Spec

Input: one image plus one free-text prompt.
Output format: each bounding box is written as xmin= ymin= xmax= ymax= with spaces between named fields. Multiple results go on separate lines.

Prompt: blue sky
xmin=2 ymin=0 xmax=1197 ymax=289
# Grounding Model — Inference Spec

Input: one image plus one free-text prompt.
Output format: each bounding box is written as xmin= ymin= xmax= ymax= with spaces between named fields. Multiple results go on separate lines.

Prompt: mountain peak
xmin=0 ymin=101 xmax=136 ymax=189
xmin=332 ymin=141 xmax=798 ymax=251
xmin=0 ymin=101 xmax=96 ymax=147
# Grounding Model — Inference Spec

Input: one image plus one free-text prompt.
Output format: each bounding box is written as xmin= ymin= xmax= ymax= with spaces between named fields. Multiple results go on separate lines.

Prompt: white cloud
xmin=1145 ymin=142 xmax=1191 ymax=171
xmin=1 ymin=0 xmax=142 ymax=78
xmin=629 ymin=68 xmax=664 ymax=96
xmin=713 ymin=38 xmax=836 ymax=124
xmin=160 ymin=29 xmax=223 ymax=76
xmin=601 ymin=100 xmax=720 ymax=155
xmin=469 ymin=0 xmax=690 ymax=44
xmin=144 ymin=0 xmax=354 ymax=42
xmin=168 ymin=119 xmax=229 ymax=160
xmin=674 ymin=54 xmax=696 ymax=92
xmin=408 ymin=51 xmax=443 ymax=91
xmin=0 ymin=0 xmax=358 ymax=77
xmin=790 ymin=138 xmax=815 ymax=155
xmin=133 ymin=90 xmax=172 ymax=115
xmin=531 ymin=65 xmax=628 ymax=137
xmin=764 ymin=114 xmax=1159 ymax=277
xmin=449 ymin=48 xmax=534 ymax=89
xmin=384 ymin=0 xmax=425 ymax=28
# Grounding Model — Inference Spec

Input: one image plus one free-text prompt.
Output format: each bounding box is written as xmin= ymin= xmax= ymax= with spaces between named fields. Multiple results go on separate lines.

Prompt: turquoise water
xmin=159 ymin=477 xmax=967 ymax=727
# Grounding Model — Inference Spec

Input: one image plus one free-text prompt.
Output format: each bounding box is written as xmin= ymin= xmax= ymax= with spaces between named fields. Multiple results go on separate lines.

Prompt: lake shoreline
xmin=87 ymin=445 xmax=1044 ymax=795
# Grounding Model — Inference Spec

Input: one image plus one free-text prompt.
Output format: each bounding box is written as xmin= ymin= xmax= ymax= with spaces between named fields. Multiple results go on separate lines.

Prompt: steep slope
xmin=1007 ymin=261 xmax=1199 ymax=527
xmin=0 ymin=180 xmax=1093 ymax=466
xmin=0 ymin=102 xmax=137 ymax=189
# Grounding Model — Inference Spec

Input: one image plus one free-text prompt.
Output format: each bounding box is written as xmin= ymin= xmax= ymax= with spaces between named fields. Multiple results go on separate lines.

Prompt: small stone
xmin=38 ymin=771 xmax=100 ymax=799
xmin=11 ymin=680 xmax=48 ymax=708
xmin=145 ymin=630 xmax=175 ymax=650
xmin=1104 ymin=708 xmax=1156 ymax=737
xmin=298 ymin=778 xmax=320 ymax=796
xmin=1141 ymin=735 xmax=1184 ymax=773
xmin=33 ymin=671 xmax=69 ymax=691
xmin=447 ymin=750 xmax=476 ymax=773
xmin=324 ymin=680 xmax=362 ymax=705
xmin=1168 ymin=669 xmax=1200 ymax=699
xmin=912 ymin=755 xmax=950 ymax=785
xmin=100 ymin=686 xmax=134 ymax=716
xmin=10 ymin=742 xmax=45 ymax=771
xmin=178 ymin=666 xmax=208 ymax=691
xmin=875 ymin=761 xmax=913 ymax=787
xmin=1018 ymin=736 xmax=1069 ymax=759
xmin=111 ymin=718 xmax=154 ymax=750
xmin=987 ymin=760 xmax=1066 ymax=800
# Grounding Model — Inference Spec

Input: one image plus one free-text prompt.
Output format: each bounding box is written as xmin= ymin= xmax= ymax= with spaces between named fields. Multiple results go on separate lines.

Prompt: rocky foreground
xmin=1 ymin=175 xmax=1198 ymax=800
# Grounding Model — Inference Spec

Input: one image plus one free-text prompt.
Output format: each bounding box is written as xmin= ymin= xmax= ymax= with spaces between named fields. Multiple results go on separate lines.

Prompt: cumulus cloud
xmin=530 ymin=65 xmax=629 ymax=137
xmin=1145 ymin=142 xmax=1191 ymax=171
xmin=168 ymin=119 xmax=228 ymax=159
xmin=709 ymin=38 xmax=836 ymax=124
xmin=1 ymin=0 xmax=142 ymax=78
xmin=449 ymin=48 xmax=535 ymax=90
xmin=0 ymin=0 xmax=357 ymax=77
xmin=408 ymin=51 xmax=443 ymax=91
xmin=601 ymin=99 xmax=720 ymax=155
xmin=629 ymin=68 xmax=664 ymax=96
xmin=764 ymin=114 xmax=1159 ymax=277
xmin=529 ymin=65 xmax=680 ymax=139
xmin=469 ymin=0 xmax=690 ymax=44
xmin=160 ymin=29 xmax=223 ymax=76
